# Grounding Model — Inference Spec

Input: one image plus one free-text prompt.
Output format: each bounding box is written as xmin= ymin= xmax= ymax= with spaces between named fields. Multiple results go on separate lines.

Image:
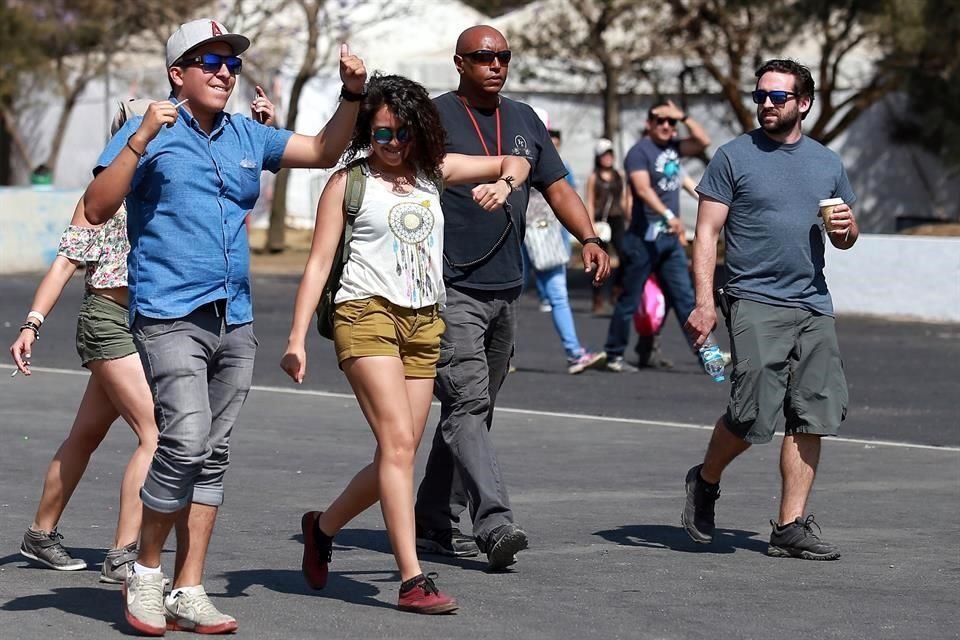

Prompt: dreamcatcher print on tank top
xmin=388 ymin=196 xmax=436 ymax=306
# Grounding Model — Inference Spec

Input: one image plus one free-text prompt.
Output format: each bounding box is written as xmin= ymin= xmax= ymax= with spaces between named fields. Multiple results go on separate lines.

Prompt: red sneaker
xmin=300 ymin=511 xmax=332 ymax=590
xmin=397 ymin=573 xmax=458 ymax=615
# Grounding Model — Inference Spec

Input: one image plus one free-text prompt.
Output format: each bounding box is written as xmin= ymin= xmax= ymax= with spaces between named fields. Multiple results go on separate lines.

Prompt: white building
xmin=14 ymin=0 xmax=959 ymax=233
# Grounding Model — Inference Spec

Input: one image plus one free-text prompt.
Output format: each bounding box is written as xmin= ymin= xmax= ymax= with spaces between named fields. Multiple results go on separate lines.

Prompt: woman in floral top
xmin=7 ymin=100 xmax=160 ymax=584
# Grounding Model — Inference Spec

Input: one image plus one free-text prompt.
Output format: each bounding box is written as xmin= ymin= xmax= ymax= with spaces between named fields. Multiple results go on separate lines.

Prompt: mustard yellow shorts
xmin=333 ymin=296 xmax=445 ymax=378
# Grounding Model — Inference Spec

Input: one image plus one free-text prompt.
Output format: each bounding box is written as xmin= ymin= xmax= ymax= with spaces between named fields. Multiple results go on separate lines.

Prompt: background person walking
xmin=10 ymin=100 xmax=157 ymax=585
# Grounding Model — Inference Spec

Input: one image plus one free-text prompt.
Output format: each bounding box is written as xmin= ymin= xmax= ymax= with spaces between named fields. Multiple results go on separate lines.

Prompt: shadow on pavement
xmin=215 ymin=568 xmax=396 ymax=611
xmin=594 ymin=524 xmax=768 ymax=554
xmin=1 ymin=586 xmax=130 ymax=634
xmin=289 ymin=528 xmax=393 ymax=556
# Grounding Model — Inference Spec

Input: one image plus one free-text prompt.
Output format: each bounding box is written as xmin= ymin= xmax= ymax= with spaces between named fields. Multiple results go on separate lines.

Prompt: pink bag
xmin=633 ymin=274 xmax=666 ymax=337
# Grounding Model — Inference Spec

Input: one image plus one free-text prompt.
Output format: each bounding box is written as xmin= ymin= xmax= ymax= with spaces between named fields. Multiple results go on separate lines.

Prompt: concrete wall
xmin=0 ymin=188 xmax=83 ymax=274
xmin=824 ymin=235 xmax=960 ymax=323
xmin=4 ymin=192 xmax=959 ymax=325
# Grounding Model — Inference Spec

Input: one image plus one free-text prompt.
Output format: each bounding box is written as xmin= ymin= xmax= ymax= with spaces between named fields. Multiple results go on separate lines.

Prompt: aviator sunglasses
xmin=460 ymin=49 xmax=512 ymax=65
xmin=372 ymin=126 xmax=412 ymax=145
xmin=179 ymin=53 xmax=243 ymax=75
xmin=751 ymin=90 xmax=798 ymax=106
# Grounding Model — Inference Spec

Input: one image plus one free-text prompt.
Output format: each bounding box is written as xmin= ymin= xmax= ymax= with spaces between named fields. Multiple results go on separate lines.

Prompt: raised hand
xmin=339 ymin=43 xmax=367 ymax=95
xmin=251 ymin=86 xmax=276 ymax=126
xmin=136 ymin=100 xmax=182 ymax=143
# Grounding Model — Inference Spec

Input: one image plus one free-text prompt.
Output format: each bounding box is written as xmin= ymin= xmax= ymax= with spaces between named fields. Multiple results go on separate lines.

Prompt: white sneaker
xmin=165 ymin=586 xmax=238 ymax=634
xmin=123 ymin=571 xmax=167 ymax=636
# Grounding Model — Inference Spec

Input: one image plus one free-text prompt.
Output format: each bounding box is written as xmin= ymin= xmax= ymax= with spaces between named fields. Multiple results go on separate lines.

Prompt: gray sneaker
xmin=165 ymin=586 xmax=238 ymax=634
xmin=20 ymin=528 xmax=87 ymax=571
xmin=123 ymin=570 xmax=167 ymax=636
xmin=605 ymin=356 xmax=638 ymax=373
xmin=100 ymin=542 xmax=138 ymax=584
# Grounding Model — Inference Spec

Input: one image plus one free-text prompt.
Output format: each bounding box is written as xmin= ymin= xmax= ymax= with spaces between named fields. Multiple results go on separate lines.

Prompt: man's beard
xmin=758 ymin=106 xmax=800 ymax=136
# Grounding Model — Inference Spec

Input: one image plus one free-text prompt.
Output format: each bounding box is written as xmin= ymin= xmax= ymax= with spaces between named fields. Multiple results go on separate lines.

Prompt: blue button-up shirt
xmin=97 ymin=100 xmax=293 ymax=325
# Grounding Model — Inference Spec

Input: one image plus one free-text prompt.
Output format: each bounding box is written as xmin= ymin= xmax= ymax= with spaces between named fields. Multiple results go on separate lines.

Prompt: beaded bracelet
xmin=19 ymin=321 xmax=40 ymax=341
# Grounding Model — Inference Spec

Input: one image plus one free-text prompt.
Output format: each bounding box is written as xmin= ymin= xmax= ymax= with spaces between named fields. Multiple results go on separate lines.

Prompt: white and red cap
xmin=165 ymin=19 xmax=250 ymax=68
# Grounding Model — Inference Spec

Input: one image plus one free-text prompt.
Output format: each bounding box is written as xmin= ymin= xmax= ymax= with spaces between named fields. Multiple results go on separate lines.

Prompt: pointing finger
xmin=340 ymin=43 xmax=349 ymax=59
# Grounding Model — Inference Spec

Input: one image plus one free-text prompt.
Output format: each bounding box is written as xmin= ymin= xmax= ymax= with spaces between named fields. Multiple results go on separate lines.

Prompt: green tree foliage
xmin=890 ymin=0 xmax=960 ymax=170
xmin=508 ymin=0 xmax=668 ymax=140
xmin=0 ymin=0 xmax=194 ymax=181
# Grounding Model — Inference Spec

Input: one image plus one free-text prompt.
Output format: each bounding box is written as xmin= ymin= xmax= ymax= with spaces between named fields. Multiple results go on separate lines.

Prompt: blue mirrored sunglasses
xmin=752 ymin=90 xmax=797 ymax=105
xmin=372 ymin=127 xmax=411 ymax=145
xmin=180 ymin=53 xmax=243 ymax=75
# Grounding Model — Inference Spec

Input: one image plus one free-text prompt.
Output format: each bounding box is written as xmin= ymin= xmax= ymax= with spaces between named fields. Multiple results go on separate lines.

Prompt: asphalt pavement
xmin=1 ymin=271 xmax=958 ymax=639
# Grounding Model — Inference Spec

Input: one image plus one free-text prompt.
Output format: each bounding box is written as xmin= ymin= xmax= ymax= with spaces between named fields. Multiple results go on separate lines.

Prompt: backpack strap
xmin=343 ymin=159 xmax=368 ymax=218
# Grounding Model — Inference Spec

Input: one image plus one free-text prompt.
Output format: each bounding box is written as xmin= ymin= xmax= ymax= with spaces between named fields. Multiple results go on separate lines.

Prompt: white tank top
xmin=335 ymin=173 xmax=445 ymax=309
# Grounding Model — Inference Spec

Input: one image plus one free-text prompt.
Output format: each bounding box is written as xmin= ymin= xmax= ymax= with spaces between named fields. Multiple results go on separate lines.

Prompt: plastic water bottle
xmin=699 ymin=337 xmax=726 ymax=383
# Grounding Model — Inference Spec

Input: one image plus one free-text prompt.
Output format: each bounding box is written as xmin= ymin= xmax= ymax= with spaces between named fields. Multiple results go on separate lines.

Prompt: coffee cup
xmin=818 ymin=198 xmax=844 ymax=232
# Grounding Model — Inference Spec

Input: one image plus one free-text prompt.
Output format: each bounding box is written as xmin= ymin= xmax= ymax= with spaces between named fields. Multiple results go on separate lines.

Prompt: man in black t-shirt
xmin=415 ymin=25 xmax=609 ymax=571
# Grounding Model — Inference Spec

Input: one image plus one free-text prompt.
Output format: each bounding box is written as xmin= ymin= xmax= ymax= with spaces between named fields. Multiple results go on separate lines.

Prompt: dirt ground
xmin=248 ymin=227 xmax=313 ymax=275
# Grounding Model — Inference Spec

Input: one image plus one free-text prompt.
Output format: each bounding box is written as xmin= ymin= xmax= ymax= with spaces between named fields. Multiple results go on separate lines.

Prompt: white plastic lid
xmin=818 ymin=197 xmax=844 ymax=207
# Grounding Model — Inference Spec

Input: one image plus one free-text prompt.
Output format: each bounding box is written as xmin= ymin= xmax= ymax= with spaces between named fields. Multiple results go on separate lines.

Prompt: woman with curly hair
xmin=281 ymin=73 xmax=530 ymax=614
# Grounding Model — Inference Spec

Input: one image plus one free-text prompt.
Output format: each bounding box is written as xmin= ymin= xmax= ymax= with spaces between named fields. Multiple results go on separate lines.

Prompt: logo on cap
xmin=211 ymin=21 xmax=222 ymax=36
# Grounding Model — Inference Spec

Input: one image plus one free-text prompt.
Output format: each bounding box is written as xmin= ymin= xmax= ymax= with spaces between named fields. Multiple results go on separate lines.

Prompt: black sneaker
xmin=767 ymin=515 xmax=841 ymax=560
xmin=416 ymin=527 xmax=479 ymax=558
xmin=681 ymin=464 xmax=720 ymax=544
xmin=480 ymin=524 xmax=529 ymax=571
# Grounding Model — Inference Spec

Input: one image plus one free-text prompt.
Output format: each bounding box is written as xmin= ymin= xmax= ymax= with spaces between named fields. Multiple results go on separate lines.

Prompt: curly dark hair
xmin=755 ymin=59 xmax=815 ymax=119
xmin=343 ymin=73 xmax=447 ymax=183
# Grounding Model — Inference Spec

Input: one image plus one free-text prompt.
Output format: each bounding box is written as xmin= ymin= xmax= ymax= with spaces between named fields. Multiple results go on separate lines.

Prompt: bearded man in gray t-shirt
xmin=681 ymin=59 xmax=860 ymax=561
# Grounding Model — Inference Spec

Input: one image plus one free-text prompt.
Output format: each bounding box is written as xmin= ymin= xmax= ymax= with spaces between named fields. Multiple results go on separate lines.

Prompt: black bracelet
xmin=19 ymin=322 xmax=40 ymax=341
xmin=126 ymin=134 xmax=145 ymax=158
xmin=581 ymin=237 xmax=603 ymax=247
xmin=339 ymin=85 xmax=366 ymax=102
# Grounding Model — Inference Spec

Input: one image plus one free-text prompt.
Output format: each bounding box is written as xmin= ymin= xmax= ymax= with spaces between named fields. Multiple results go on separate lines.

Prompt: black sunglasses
xmin=654 ymin=116 xmax=677 ymax=126
xmin=752 ymin=90 xmax=797 ymax=106
xmin=460 ymin=49 xmax=512 ymax=65
xmin=179 ymin=53 xmax=243 ymax=75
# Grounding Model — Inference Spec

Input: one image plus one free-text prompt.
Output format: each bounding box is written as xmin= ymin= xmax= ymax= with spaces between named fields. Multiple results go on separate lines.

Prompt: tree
xmin=508 ymin=0 xmax=669 ymax=140
xmin=664 ymin=0 xmax=905 ymax=144
xmin=890 ymin=0 xmax=960 ymax=171
xmin=0 ymin=0 xmax=195 ymax=183
xmin=265 ymin=0 xmax=402 ymax=252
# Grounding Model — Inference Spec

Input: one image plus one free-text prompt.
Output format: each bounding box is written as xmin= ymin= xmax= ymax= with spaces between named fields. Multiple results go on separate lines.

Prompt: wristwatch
xmin=582 ymin=237 xmax=602 ymax=247
xmin=340 ymin=85 xmax=366 ymax=102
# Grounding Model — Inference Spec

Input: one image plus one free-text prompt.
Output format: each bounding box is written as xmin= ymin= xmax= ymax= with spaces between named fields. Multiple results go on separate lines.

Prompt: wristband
xmin=19 ymin=321 xmax=40 ymax=341
xmin=581 ymin=237 xmax=603 ymax=247
xmin=661 ymin=208 xmax=676 ymax=220
xmin=126 ymin=134 xmax=145 ymax=159
xmin=339 ymin=85 xmax=366 ymax=102
xmin=27 ymin=310 xmax=45 ymax=325
xmin=497 ymin=175 xmax=515 ymax=191
xmin=680 ymin=114 xmax=689 ymax=123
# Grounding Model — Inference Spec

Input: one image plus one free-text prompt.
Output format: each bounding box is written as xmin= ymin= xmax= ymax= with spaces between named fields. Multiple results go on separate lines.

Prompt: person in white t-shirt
xmin=281 ymin=73 xmax=530 ymax=615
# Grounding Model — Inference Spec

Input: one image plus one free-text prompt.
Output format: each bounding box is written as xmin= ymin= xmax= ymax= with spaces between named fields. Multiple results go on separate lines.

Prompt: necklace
xmin=458 ymin=95 xmax=501 ymax=156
